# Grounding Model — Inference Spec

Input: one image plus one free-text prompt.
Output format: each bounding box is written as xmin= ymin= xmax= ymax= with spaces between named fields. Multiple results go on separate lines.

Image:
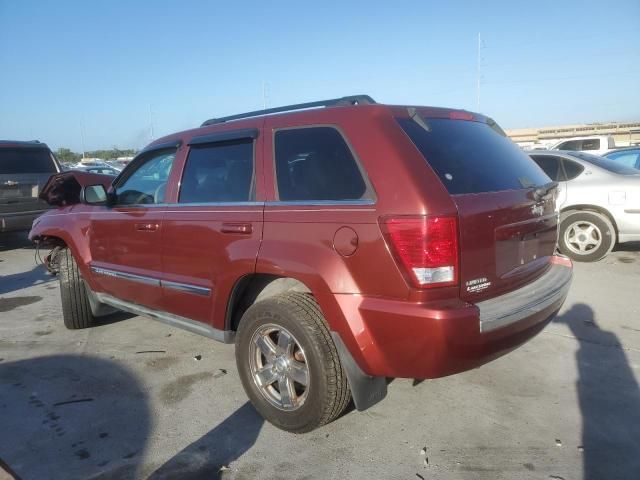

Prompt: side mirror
xmin=82 ymin=184 xmax=108 ymax=205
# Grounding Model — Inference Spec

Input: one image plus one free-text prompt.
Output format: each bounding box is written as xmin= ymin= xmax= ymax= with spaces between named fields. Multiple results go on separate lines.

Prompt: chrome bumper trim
xmin=477 ymin=264 xmax=572 ymax=333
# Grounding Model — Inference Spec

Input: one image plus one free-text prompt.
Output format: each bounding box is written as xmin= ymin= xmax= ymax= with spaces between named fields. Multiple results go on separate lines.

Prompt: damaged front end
xmin=39 ymin=171 xmax=113 ymax=207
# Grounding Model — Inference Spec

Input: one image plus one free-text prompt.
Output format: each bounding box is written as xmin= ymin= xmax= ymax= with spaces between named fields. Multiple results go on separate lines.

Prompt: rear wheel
xmin=235 ymin=292 xmax=351 ymax=433
xmin=59 ymin=248 xmax=96 ymax=329
xmin=558 ymin=210 xmax=616 ymax=262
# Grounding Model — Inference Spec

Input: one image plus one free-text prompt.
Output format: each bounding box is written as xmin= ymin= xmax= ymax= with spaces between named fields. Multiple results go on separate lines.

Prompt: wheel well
xmin=560 ymin=205 xmax=618 ymax=234
xmin=226 ymin=275 xmax=312 ymax=331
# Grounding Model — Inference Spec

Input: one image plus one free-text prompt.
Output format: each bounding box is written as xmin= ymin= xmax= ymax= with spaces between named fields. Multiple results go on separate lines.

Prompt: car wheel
xmin=558 ymin=210 xmax=616 ymax=262
xmin=235 ymin=292 xmax=351 ymax=433
xmin=59 ymin=248 xmax=96 ymax=329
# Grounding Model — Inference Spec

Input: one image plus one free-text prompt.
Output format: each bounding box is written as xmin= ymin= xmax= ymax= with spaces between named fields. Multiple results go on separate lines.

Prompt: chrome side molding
xmin=94 ymin=292 xmax=234 ymax=344
xmin=90 ymin=265 xmax=211 ymax=297
xmin=161 ymin=280 xmax=211 ymax=296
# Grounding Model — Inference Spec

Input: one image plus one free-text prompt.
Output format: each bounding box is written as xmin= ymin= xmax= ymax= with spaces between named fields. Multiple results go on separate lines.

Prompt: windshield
xmin=0 ymin=147 xmax=57 ymax=174
xmin=564 ymin=151 xmax=640 ymax=175
xmin=397 ymin=117 xmax=550 ymax=194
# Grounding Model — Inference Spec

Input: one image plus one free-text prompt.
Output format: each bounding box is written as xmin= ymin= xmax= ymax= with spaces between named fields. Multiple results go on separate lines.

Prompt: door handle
xmin=135 ymin=223 xmax=159 ymax=232
xmin=221 ymin=222 xmax=252 ymax=234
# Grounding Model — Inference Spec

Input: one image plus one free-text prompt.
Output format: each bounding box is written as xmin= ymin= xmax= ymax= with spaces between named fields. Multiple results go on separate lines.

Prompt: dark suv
xmin=30 ymin=96 xmax=572 ymax=432
xmin=1 ymin=140 xmax=60 ymax=233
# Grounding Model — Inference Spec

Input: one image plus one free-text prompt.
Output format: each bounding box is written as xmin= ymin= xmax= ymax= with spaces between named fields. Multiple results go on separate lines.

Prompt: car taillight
xmin=380 ymin=215 xmax=459 ymax=288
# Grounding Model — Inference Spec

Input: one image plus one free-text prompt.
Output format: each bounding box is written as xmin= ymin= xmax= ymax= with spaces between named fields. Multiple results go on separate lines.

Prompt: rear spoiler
xmin=39 ymin=171 xmax=114 ymax=206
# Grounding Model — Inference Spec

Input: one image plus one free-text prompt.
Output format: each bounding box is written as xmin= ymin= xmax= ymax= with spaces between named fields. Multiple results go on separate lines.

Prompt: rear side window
xmin=0 ymin=148 xmax=57 ymax=174
xmin=557 ymin=140 xmax=581 ymax=151
xmin=179 ymin=140 xmax=254 ymax=203
xmin=274 ymin=127 xmax=368 ymax=201
xmin=531 ymin=155 xmax=566 ymax=181
xmin=397 ymin=117 xmax=550 ymax=194
xmin=562 ymin=159 xmax=585 ymax=180
xmin=581 ymin=139 xmax=600 ymax=151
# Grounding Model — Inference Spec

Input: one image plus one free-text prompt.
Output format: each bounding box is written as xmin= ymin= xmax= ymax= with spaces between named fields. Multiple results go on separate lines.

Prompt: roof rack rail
xmin=201 ymin=94 xmax=376 ymax=127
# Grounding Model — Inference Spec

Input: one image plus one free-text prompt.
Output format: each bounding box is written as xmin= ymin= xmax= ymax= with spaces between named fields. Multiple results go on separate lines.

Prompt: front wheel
xmin=558 ymin=210 xmax=616 ymax=262
xmin=235 ymin=292 xmax=351 ymax=433
xmin=59 ymin=248 xmax=96 ymax=329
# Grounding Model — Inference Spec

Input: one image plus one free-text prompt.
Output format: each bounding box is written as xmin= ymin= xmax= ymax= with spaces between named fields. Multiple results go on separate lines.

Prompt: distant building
xmin=505 ymin=121 xmax=640 ymax=149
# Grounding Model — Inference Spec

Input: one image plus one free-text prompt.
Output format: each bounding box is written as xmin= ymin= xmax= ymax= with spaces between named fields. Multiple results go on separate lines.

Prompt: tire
xmin=235 ymin=292 xmax=351 ymax=433
xmin=558 ymin=210 xmax=616 ymax=262
xmin=59 ymin=248 xmax=96 ymax=329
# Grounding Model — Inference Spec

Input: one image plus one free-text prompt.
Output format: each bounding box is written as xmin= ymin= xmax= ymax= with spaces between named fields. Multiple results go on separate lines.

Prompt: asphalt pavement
xmin=1 ymin=232 xmax=639 ymax=480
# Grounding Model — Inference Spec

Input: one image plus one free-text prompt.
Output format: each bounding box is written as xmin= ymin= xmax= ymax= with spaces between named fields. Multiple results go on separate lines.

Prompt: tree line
xmin=55 ymin=147 xmax=137 ymax=163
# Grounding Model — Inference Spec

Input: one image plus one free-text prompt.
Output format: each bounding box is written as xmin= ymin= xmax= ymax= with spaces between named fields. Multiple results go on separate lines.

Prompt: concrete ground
xmin=1 ymin=232 xmax=639 ymax=480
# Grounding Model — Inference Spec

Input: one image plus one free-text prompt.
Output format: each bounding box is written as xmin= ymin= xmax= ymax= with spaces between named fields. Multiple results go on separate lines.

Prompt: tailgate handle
xmin=135 ymin=223 xmax=159 ymax=232
xmin=221 ymin=222 xmax=252 ymax=234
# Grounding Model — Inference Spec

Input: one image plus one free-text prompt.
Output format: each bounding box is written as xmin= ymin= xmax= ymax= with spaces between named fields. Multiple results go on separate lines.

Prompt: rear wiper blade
xmin=532 ymin=181 xmax=558 ymax=201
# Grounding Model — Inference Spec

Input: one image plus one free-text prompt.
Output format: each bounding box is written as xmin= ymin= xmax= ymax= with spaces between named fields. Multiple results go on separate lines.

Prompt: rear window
xmin=274 ymin=127 xmax=369 ymax=201
xmin=0 ymin=148 xmax=57 ymax=174
xmin=397 ymin=117 xmax=550 ymax=194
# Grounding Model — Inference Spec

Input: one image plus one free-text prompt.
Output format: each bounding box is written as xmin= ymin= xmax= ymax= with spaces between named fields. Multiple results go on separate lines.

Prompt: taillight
xmin=380 ymin=215 xmax=459 ymax=288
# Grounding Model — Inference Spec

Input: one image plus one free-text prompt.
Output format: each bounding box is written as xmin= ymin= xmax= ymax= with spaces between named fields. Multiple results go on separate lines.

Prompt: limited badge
xmin=466 ymin=277 xmax=491 ymax=293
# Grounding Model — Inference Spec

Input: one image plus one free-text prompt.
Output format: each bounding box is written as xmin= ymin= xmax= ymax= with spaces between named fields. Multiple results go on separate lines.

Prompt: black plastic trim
xmin=188 ymin=128 xmax=259 ymax=146
xmin=331 ymin=332 xmax=387 ymax=411
xmin=140 ymin=139 xmax=182 ymax=154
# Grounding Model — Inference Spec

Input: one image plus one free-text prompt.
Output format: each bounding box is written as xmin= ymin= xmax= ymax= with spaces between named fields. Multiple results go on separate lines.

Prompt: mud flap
xmin=331 ymin=332 xmax=387 ymax=411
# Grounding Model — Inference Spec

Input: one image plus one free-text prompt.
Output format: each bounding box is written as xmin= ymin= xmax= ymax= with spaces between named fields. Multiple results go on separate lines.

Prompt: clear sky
xmin=1 ymin=0 xmax=639 ymax=151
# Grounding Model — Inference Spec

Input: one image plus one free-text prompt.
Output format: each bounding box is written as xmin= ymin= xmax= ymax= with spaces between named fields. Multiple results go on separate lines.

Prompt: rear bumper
xmin=1 ymin=209 xmax=47 ymax=233
xmin=334 ymin=259 xmax=572 ymax=379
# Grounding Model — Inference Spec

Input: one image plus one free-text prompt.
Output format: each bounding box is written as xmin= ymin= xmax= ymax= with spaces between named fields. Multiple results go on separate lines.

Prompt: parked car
xmin=604 ymin=147 xmax=640 ymax=170
xmin=30 ymin=95 xmax=572 ymax=433
xmin=1 ymin=140 xmax=60 ymax=233
xmin=550 ymin=135 xmax=618 ymax=155
xmin=529 ymin=151 xmax=640 ymax=261
xmin=75 ymin=165 xmax=120 ymax=176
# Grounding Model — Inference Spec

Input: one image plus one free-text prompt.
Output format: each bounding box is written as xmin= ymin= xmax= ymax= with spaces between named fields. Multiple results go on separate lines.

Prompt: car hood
xmin=39 ymin=171 xmax=113 ymax=206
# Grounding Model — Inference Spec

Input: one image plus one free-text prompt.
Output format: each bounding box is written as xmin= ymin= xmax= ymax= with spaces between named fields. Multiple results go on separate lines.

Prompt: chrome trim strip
xmin=624 ymin=209 xmax=640 ymax=214
xmin=90 ymin=266 xmax=160 ymax=286
xmin=161 ymin=280 xmax=211 ymax=296
xmin=94 ymin=292 xmax=234 ymax=343
xmin=118 ymin=201 xmax=263 ymax=208
xmin=265 ymin=199 xmax=376 ymax=207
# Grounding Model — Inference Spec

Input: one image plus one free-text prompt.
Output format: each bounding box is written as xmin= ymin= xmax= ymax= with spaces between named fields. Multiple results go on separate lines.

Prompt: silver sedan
xmin=529 ymin=150 xmax=640 ymax=262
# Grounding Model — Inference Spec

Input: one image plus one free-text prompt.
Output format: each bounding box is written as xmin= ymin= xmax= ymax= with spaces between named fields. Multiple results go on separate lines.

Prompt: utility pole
xmin=80 ymin=119 xmax=86 ymax=160
xmin=262 ymin=81 xmax=269 ymax=110
xmin=476 ymin=32 xmax=482 ymax=112
xmin=149 ymin=103 xmax=155 ymax=141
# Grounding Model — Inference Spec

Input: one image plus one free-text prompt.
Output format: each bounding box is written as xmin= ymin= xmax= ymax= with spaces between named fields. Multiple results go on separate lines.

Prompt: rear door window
xmin=179 ymin=140 xmax=254 ymax=203
xmin=0 ymin=148 xmax=57 ymax=174
xmin=397 ymin=117 xmax=550 ymax=194
xmin=274 ymin=127 xmax=369 ymax=201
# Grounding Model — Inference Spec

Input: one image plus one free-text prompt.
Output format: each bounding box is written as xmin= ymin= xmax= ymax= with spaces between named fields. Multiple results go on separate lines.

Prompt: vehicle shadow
xmin=0 ymin=263 xmax=54 ymax=295
xmin=1 ymin=354 xmax=265 ymax=480
xmin=553 ymin=304 xmax=640 ymax=479
xmin=612 ymin=240 xmax=640 ymax=253
xmin=0 ymin=232 xmax=32 ymax=252
xmin=0 ymin=354 xmax=151 ymax=480
xmin=147 ymin=401 xmax=264 ymax=479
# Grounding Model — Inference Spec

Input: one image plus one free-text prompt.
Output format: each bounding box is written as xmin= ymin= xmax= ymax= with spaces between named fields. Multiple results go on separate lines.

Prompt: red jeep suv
xmin=30 ymin=95 xmax=572 ymax=433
